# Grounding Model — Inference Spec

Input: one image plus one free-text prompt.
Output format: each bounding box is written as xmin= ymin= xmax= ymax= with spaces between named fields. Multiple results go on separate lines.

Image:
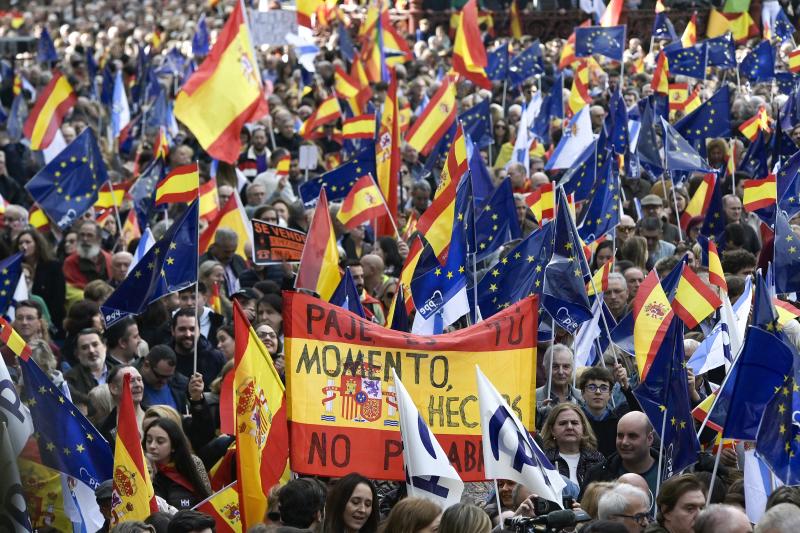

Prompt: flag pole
xmin=545 ymin=312 xmax=555 ymax=400
xmin=705 ymin=441 xmax=723 ymax=505
xmin=501 ymin=79 xmax=508 ymax=113
xmin=493 ymin=479 xmax=505 ymax=529
xmin=107 ymin=178 xmax=126 ymax=253
xmin=655 ymin=406 xmax=668 ymax=496
xmin=193 ymin=161 xmax=201 ymax=375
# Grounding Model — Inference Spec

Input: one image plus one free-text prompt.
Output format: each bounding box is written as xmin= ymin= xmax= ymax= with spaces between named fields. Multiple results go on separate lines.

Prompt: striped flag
xmin=672 ymin=266 xmax=723 ymax=328
xmin=405 ymin=75 xmax=457 ymax=155
xmin=743 ymin=175 xmax=777 ymax=212
xmin=342 ymin=114 xmax=376 ymax=139
xmin=154 ymin=126 xmax=169 ymax=160
xmin=375 ymin=71 xmax=400 ymax=237
xmin=233 ymin=300 xmax=289 ymax=530
xmin=680 ymin=173 xmax=715 ymax=230
xmin=452 ymin=0 xmax=491 ymax=89
xmin=652 ymin=51 xmax=669 ymax=95
xmin=95 ymin=177 xmax=136 ymax=209
xmin=567 ymin=61 xmax=591 ymax=116
xmin=155 ymin=163 xmax=200 ymax=205
xmin=199 ymin=178 xmax=220 ymax=221
xmin=194 ymin=482 xmax=241 ymax=533
xmin=739 ymin=106 xmax=770 ymax=141
xmin=773 ymin=298 xmax=800 ymax=327
xmin=509 ymin=0 xmax=522 ymax=39
xmin=525 ymin=182 xmax=555 ymax=224
xmin=200 ymin=192 xmax=252 ymax=258
xmin=22 ymin=71 xmax=76 ymax=150
xmin=682 ymin=12 xmax=697 ymax=47
xmin=697 ymin=235 xmax=727 ymax=293
xmin=299 ymin=96 xmax=341 ymax=137
xmin=28 ymin=204 xmax=50 ymax=231
xmin=587 ymin=260 xmax=613 ymax=296
xmin=295 ymin=188 xmax=342 ymax=300
xmin=633 ymin=269 xmax=674 ymax=380
xmin=337 ymin=174 xmax=389 ymax=229
xmin=110 ymin=373 xmax=157 ymax=526
xmin=789 ymin=49 xmax=800 ymax=73
xmin=275 ymin=154 xmax=290 ymax=177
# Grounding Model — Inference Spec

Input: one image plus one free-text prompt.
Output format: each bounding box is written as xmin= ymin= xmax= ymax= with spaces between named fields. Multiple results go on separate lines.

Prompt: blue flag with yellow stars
xmin=338 ymin=22 xmax=356 ymax=63
xmin=739 ymin=41 xmax=775 ymax=83
xmin=509 ymin=40 xmax=545 ymax=88
xmin=542 ymin=188 xmax=593 ymax=334
xmin=661 ymin=117 xmax=711 ymax=174
xmin=774 ymin=209 xmax=800 ymax=294
xmin=462 ymin=99 xmax=493 ymax=149
xmin=698 ymin=171 xmax=725 ymax=239
xmin=664 ymin=43 xmax=706 ymax=79
xmin=389 ymin=284 xmax=410 ymax=332
xmin=637 ymin=99 xmax=665 ymax=176
xmin=467 ymin=136 xmax=495 ymax=208
xmin=774 ymin=8 xmax=796 ymax=43
xmin=775 ymin=72 xmax=799 ymax=96
xmin=0 ymin=252 xmax=22 ymax=317
xmin=101 ymin=200 xmax=199 ymax=327
xmin=192 ymin=13 xmax=210 ymax=56
xmin=771 ymin=109 xmax=796 ymax=166
xmin=633 ymin=316 xmax=701 ymax=476
xmin=532 ymin=72 xmax=564 ymax=143
xmin=674 ymin=86 xmax=731 ymax=153
xmin=486 ymin=44 xmax=510 ymax=82
xmin=475 ymin=178 xmax=521 ymax=260
xmin=575 ymin=25 xmax=626 ymax=62
xmin=777 ymin=149 xmax=800 ymax=219
xmin=18 ymin=353 xmax=113 ymax=518
xmin=705 ymin=34 xmax=736 ymax=69
xmin=37 ymin=27 xmax=58 ymax=64
xmin=477 ymin=222 xmax=554 ymax=319
xmin=559 ymin=140 xmax=612 ymax=203
xmin=577 ymin=165 xmax=620 ymax=243
xmin=130 ymin=156 xmax=167 ymax=230
xmin=410 ymin=175 xmax=474 ymax=321
xmin=607 ymin=89 xmax=629 ymax=155
xmin=299 ymin=142 xmax=376 ymax=205
xmin=755 ymin=351 xmax=800 ymax=485
xmin=25 ymin=128 xmax=108 ymax=231
xmin=739 ymin=130 xmax=769 ymax=180
xmin=652 ymin=13 xmax=678 ymax=42
xmin=330 ymin=268 xmax=366 ymax=318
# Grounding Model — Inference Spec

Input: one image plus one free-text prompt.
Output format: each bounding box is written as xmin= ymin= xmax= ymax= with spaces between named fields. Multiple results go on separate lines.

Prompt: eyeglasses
xmin=584 ymin=384 xmax=610 ymax=393
xmin=618 ymin=226 xmax=636 ymax=233
xmin=612 ymin=513 xmax=651 ymax=526
xmin=258 ymin=331 xmax=277 ymax=339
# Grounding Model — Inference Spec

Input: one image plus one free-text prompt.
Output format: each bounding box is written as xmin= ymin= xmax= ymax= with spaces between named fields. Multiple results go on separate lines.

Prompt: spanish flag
xmin=375 ymin=71 xmax=400 ymax=237
xmin=155 ymin=163 xmax=200 ymax=205
xmin=335 ymin=66 xmax=370 ymax=114
xmin=275 ymin=154 xmax=290 ymax=177
xmin=199 ymin=178 xmax=220 ymax=221
xmin=509 ymin=0 xmax=522 ymax=40
xmin=738 ymin=105 xmax=770 ymax=141
xmin=405 ymin=75 xmax=457 ymax=155
xmin=672 ymin=265 xmax=722 ymax=329
xmin=632 ymin=269 xmax=674 ymax=381
xmin=651 ymin=51 xmax=669 ymax=95
xmin=599 ymin=0 xmax=623 ymax=27
xmin=773 ymin=298 xmax=800 ymax=327
xmin=398 ymin=236 xmax=425 ymax=313
xmin=121 ymin=208 xmax=141 ymax=245
xmin=95 ymin=177 xmax=135 ymax=209
xmin=342 ymin=114 xmax=376 ymax=140
xmin=338 ymin=175 xmax=388 ymax=229
xmin=402 ymin=211 xmax=418 ymax=241
xmin=683 ymin=85 xmax=701 ymax=115
xmin=233 ymin=300 xmax=289 ymax=531
xmin=525 ymin=182 xmax=555 ymax=224
xmin=200 ymin=192 xmax=252 ymax=258
xmin=415 ymin=123 xmax=468 ymax=263
xmin=697 ymin=235 xmax=726 ymax=293
xmin=295 ymin=188 xmax=342 ymax=300
xmin=790 ymin=49 xmax=800 ymax=73
xmin=208 ymin=281 xmax=223 ymax=315
xmin=567 ymin=61 xmax=591 ymax=117
xmin=194 ymin=482 xmax=241 ymax=533
xmin=154 ymin=126 xmax=169 ymax=160
xmin=174 ymin=0 xmax=269 ymax=164
xmin=297 ymin=0 xmax=322 ymax=27
xmin=668 ymin=83 xmax=689 ymax=113
xmin=452 ymin=0 xmax=491 ymax=90
xmin=299 ymin=96 xmax=341 ymax=138
xmin=0 ymin=317 xmax=30 ymax=358
xmin=680 ymin=173 xmax=715 ymax=230
xmin=22 ymin=71 xmax=77 ymax=150
xmin=559 ymin=21 xmax=591 ymax=69
xmin=28 ymin=204 xmax=50 ymax=231
xmin=587 ymin=259 xmax=613 ymax=296
xmin=743 ymin=174 xmax=777 ymax=212
xmin=692 ymin=391 xmax=722 ymax=432
xmin=706 ymin=8 xmax=757 ymax=42
xmin=110 ymin=373 xmax=158 ymax=527
xmin=681 ymin=12 xmax=697 ymax=47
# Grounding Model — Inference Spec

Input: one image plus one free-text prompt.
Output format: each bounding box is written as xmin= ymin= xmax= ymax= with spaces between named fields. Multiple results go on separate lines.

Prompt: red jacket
xmin=63 ymin=250 xmax=113 ymax=289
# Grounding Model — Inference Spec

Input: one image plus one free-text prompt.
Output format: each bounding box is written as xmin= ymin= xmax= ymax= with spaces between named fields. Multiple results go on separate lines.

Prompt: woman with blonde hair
xmin=381 ymin=497 xmax=442 ymax=533
xmin=438 ymin=503 xmax=491 ymax=533
xmin=580 ymin=481 xmax=616 ymax=519
xmin=540 ymin=403 xmax=605 ymax=493
xmin=143 ymin=405 xmax=183 ymax=430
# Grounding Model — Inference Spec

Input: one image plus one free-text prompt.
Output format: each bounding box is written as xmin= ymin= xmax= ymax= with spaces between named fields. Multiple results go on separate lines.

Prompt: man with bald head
xmin=694 ymin=504 xmax=752 ymax=533
xmin=110 ymin=251 xmax=133 ymax=287
xmin=583 ymin=411 xmax=659 ymax=500
xmin=530 ymin=172 xmax=550 ymax=192
xmin=360 ymin=254 xmax=385 ymax=297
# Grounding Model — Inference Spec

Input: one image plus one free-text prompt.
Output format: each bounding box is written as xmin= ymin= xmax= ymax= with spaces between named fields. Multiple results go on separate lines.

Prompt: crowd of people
xmin=4 ymin=0 xmax=800 ymax=532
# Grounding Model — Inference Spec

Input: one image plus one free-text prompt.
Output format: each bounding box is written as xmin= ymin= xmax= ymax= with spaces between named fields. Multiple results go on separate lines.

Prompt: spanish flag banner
xmin=681 ymin=12 xmax=697 ymax=47
xmin=398 ymin=236 xmax=424 ymax=313
xmin=773 ymin=298 xmax=800 ymax=327
xmin=295 ymin=188 xmax=342 ymax=300
xmin=567 ymin=61 xmax=591 ymax=117
xmin=95 ymin=177 xmax=136 ymax=209
xmin=342 ymin=114 xmax=376 ymax=140
xmin=509 ymin=0 xmax=522 ymax=39
xmin=651 ymin=51 xmax=669 ymax=95
xmin=672 ymin=265 xmax=722 ymax=329
xmin=452 ymin=0 xmax=491 ymax=89
xmin=632 ymin=269 xmax=674 ymax=381
xmin=199 ymin=178 xmax=220 ymax=221
xmin=587 ymin=260 xmax=613 ymax=296
xmin=200 ymin=192 xmax=252 ymax=257
xmin=154 ymin=126 xmax=169 ymax=160
xmin=174 ymin=0 xmax=268 ymax=164
xmin=405 ymin=75 xmax=457 ymax=155
xmin=680 ymin=173 xmax=715 ymax=230
xmin=375 ymin=71 xmax=400 ymax=237
xmin=789 ymin=49 xmax=800 ymax=73
xmin=743 ymin=175 xmax=777 ymax=212
xmin=525 ymin=182 xmax=555 ymax=224
xmin=297 ymin=0 xmax=322 ymax=27
xmin=23 ymin=71 xmax=77 ymax=150
xmin=337 ymin=174 xmax=388 ymax=229
xmin=738 ymin=106 xmax=770 ymax=141
xmin=284 ymin=291 xmax=539 ymax=481
xmin=110 ymin=373 xmax=157 ymax=527
xmin=233 ymin=301 xmax=289 ymax=531
xmin=697 ymin=235 xmax=726 ymax=293
xmin=155 ymin=163 xmax=200 ymax=205
xmin=194 ymin=482 xmax=242 ymax=533
xmin=276 ymin=154 xmax=291 ymax=177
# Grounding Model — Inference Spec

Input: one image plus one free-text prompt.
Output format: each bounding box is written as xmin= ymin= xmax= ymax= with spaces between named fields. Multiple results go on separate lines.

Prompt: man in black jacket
xmin=139 ymin=344 xmax=189 ymax=412
xmin=169 ymin=308 xmax=224 ymax=391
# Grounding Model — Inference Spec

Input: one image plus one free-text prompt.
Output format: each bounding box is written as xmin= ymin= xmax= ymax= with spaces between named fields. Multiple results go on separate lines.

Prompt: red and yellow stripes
xmin=790 ymin=49 xmax=800 ymax=73
xmin=525 ymin=182 xmax=555 ymax=224
xmin=743 ymin=174 xmax=777 ymax=212
xmin=299 ymin=96 xmax=341 ymax=138
xmin=155 ymin=163 xmax=200 ymax=205
xmin=23 ymin=72 xmax=77 ymax=150
xmin=738 ymin=105 xmax=771 ymax=142
xmin=233 ymin=300 xmax=289 ymax=531
xmin=452 ymin=0 xmax=491 ymax=89
xmin=194 ymin=482 xmax=241 ymax=533
xmin=587 ymin=260 xmax=613 ymax=296
xmin=567 ymin=61 xmax=591 ymax=117
xmin=375 ymin=71 xmax=400 ymax=237
xmin=0 ymin=317 xmax=31 ymax=359
xmin=682 ymin=12 xmax=697 ymax=47
xmin=633 ymin=270 xmax=674 ymax=381
xmin=295 ymin=188 xmax=342 ymax=300
xmin=680 ymin=173 xmax=715 ymax=230
xmin=405 ymin=75 xmax=457 ymax=155
xmin=652 ymin=51 xmax=669 ymax=95
xmin=337 ymin=175 xmax=387 ymax=229
xmin=672 ymin=266 xmax=722 ymax=329
xmin=342 ymin=113 xmax=376 ymax=140
xmin=199 ymin=178 xmax=220 ymax=221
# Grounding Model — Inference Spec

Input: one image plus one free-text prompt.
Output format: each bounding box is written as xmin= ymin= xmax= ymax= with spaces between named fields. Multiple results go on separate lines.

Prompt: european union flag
xmin=389 ymin=284 xmax=410 ymax=332
xmin=338 ymin=22 xmax=356 ymax=62
xmin=100 ymin=63 xmax=115 ymax=108
xmin=477 ymin=222 xmax=554 ymax=318
xmin=0 ymin=253 xmax=22 ymax=318
xmin=753 ymin=270 xmax=782 ymax=333
xmin=633 ymin=317 xmax=701 ymax=476
xmin=486 ymin=45 xmax=510 ymax=82
xmin=607 ymin=89 xmax=629 ymax=155
xmin=130 ymin=156 xmax=167 ymax=230
xmin=542 ymin=188 xmax=593 ymax=334
xmin=330 ymin=268 xmax=366 ymax=318
xmin=774 ymin=210 xmax=800 ymax=294
xmin=652 ymin=13 xmax=678 ymax=42
xmin=661 ymin=117 xmax=711 ymax=174
xmin=777 ymin=149 xmax=800 ymax=219
xmin=705 ymin=34 xmax=736 ymax=69
xmin=532 ymin=72 xmax=564 ymax=143
xmin=755 ymin=351 xmax=800 ymax=485
xmin=637 ymin=100 xmax=664 ymax=175
xmin=467 ymin=137 xmax=495 ymax=208
xmin=674 ymin=86 xmax=731 ymax=152
xmin=774 ymin=8 xmax=796 ymax=42
xmin=739 ymin=41 xmax=775 ymax=83
xmin=575 ymin=25 xmax=626 ymax=62
xmin=700 ymin=171 xmax=725 ymax=238
xmin=299 ymin=142 xmax=377 ymax=205
xmin=86 ymin=48 xmax=99 ymax=99
xmin=664 ymin=43 xmax=706 ymax=79
xmin=577 ymin=165 xmax=620 ymax=242
xmin=101 ymin=200 xmax=199 ymax=326
xmin=739 ymin=130 xmax=769 ymax=179
xmin=475 ymin=178 xmax=521 ymax=260
xmin=509 ymin=40 xmax=544 ymax=88
xmin=19 ymin=355 xmax=113 ymax=524
xmin=462 ymin=99 xmax=493 ymax=149
xmin=410 ymin=176 xmax=473 ymax=320
xmin=776 ymin=72 xmax=800 ymax=96
xmin=192 ymin=13 xmax=210 ymax=56
xmin=558 ymin=141 xmax=603 ymax=202
xmin=25 ymin=128 xmax=108 ymax=231
xmin=37 ymin=27 xmax=58 ymax=64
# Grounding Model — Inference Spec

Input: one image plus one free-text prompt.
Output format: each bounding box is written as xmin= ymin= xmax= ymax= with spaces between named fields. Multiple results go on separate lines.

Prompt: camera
xmin=531 ymin=496 xmax=575 ymax=515
xmin=506 ymin=509 xmax=591 ymax=532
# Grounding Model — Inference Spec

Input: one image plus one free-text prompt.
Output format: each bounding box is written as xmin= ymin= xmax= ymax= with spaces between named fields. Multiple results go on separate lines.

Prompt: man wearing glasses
xmin=598 ymin=483 xmax=652 ymax=532
xmin=578 ymin=366 xmax=639 ymax=457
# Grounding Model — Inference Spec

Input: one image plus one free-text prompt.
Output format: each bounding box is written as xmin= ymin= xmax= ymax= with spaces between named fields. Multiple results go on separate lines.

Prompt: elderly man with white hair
xmin=693 ymin=504 xmax=752 ymax=533
xmin=535 ymin=343 xmax=582 ymax=427
xmin=598 ymin=483 xmax=652 ymax=532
